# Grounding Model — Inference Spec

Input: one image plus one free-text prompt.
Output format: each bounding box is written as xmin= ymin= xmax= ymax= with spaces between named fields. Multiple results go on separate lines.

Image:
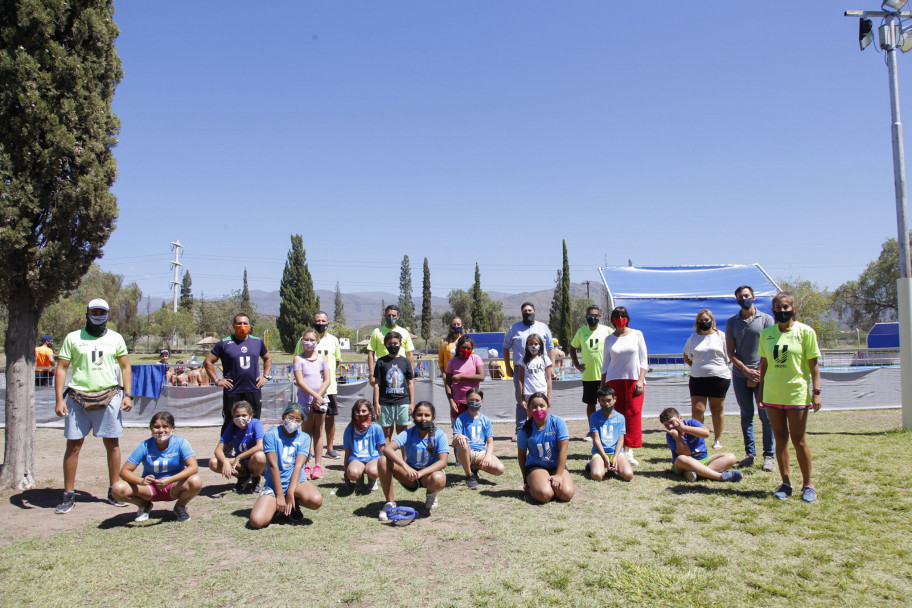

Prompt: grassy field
xmin=0 ymin=410 xmax=910 ymax=608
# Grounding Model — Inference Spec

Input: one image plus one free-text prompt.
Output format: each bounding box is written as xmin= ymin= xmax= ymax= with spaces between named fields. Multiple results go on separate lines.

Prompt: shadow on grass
xmin=98 ymin=510 xmax=176 ymax=529
xmin=478 ymin=488 xmax=529 ymax=502
xmin=199 ymin=483 xmax=236 ymax=499
xmin=8 ymin=488 xmax=104 ymax=511
xmin=229 ymin=507 xmax=315 ymax=527
xmin=667 ymin=484 xmax=769 ymax=498
xmin=352 ymin=500 xmax=428 ymax=519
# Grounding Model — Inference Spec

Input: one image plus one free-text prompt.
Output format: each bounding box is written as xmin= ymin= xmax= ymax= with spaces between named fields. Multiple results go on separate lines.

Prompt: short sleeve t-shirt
xmin=758 ymin=322 xmax=822 ymax=406
xmin=35 ymin=344 xmax=54 ymax=368
xmin=210 ymin=336 xmax=268 ymax=393
xmin=445 ymin=353 xmax=484 ymax=404
xmin=503 ymin=321 xmax=555 ymax=365
xmin=589 ymin=409 xmax=626 ymax=455
xmin=519 ymin=354 xmax=552 ymax=395
xmin=601 ymin=330 xmax=648 ymax=381
xmin=219 ymin=418 xmax=265 ymax=456
xmin=343 ymin=423 xmax=386 ymax=463
xmin=127 ymin=436 xmax=194 ymax=480
xmin=262 ymin=426 xmax=311 ymax=492
xmin=570 ymin=325 xmax=613 ymax=382
xmin=725 ymin=311 xmax=775 ymax=379
xmin=58 ymin=328 xmax=129 ymax=392
xmin=294 ymin=333 xmax=342 ymax=395
xmin=368 ymin=326 xmax=415 ymax=358
xmin=394 ymin=427 xmax=450 ymax=470
xmin=683 ymin=331 xmax=732 ymax=379
xmin=374 ymin=355 xmax=413 ymax=406
xmin=665 ymin=419 xmax=708 ymax=462
xmin=517 ymin=414 xmax=570 ymax=468
xmin=290 ymin=354 xmax=328 ymax=405
xmin=453 ymin=412 xmax=493 ymax=451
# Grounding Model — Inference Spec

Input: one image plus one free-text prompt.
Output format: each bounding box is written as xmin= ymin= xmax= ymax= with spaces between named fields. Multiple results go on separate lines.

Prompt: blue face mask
xmin=738 ymin=297 xmax=754 ymax=310
xmin=451 ymin=326 xmax=463 ymax=334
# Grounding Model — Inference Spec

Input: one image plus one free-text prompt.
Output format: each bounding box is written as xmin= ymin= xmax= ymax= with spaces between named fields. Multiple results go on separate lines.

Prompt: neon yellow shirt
xmin=58 ymin=328 xmax=128 ymax=392
xmin=570 ymin=324 xmax=613 ymax=382
xmin=368 ymin=325 xmax=414 ymax=358
xmin=758 ymin=322 xmax=821 ymax=406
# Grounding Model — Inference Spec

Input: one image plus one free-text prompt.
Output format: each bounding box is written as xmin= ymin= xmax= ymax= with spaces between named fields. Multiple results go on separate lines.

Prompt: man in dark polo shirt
xmin=204 ymin=313 xmax=272 ymax=435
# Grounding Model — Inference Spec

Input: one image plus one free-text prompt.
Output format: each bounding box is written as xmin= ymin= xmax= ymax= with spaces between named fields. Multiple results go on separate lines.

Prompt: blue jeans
xmin=513 ymin=374 xmax=526 ymax=432
xmin=732 ymin=375 xmax=774 ymax=458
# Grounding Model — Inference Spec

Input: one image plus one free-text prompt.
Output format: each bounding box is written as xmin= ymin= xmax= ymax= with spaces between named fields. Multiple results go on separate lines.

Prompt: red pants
xmin=607 ymin=379 xmax=644 ymax=448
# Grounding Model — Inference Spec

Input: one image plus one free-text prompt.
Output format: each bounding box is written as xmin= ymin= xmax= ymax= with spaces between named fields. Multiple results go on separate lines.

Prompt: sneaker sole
xmin=54 ymin=505 xmax=75 ymax=515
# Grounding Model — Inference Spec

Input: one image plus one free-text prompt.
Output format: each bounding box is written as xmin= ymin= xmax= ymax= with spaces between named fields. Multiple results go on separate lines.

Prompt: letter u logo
xmin=239 ymin=356 xmax=251 ymax=370
xmin=773 ymin=345 xmax=789 ymax=364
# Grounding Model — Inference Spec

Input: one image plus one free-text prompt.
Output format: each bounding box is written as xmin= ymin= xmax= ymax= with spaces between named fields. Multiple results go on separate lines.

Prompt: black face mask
xmin=738 ymin=297 xmax=754 ymax=310
xmin=415 ymin=420 xmax=434 ymax=431
xmin=387 ymin=345 xmax=401 ymax=356
xmin=85 ymin=312 xmax=107 ymax=337
xmin=522 ymin=312 xmax=535 ymax=326
xmin=774 ymin=310 xmax=795 ymax=323
xmin=313 ymin=323 xmax=328 ymax=334
xmin=587 ymin=315 xmax=600 ymax=327
xmin=697 ymin=320 xmax=713 ymax=331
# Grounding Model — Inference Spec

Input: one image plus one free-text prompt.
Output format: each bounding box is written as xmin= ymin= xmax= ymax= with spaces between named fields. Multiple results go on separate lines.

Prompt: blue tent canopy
xmin=597 ymin=264 xmax=781 ymax=356
xmin=867 ymin=322 xmax=899 ymax=348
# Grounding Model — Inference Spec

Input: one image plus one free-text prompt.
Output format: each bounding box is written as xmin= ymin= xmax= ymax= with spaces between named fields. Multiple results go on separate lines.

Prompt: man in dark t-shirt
xmin=204 ymin=314 xmax=272 ymax=435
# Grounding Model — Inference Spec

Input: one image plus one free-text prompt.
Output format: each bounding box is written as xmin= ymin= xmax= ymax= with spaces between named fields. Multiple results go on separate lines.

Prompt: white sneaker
xmin=712 ymin=440 xmax=723 ymax=450
xmin=625 ymin=449 xmax=639 ymax=466
xmin=763 ymin=456 xmax=776 ymax=472
xmin=684 ymin=471 xmax=698 ymax=482
xmin=134 ymin=502 xmax=152 ymax=522
xmin=379 ymin=501 xmax=395 ymax=522
xmin=370 ymin=479 xmax=379 ymax=491
xmin=425 ymin=492 xmax=438 ymax=511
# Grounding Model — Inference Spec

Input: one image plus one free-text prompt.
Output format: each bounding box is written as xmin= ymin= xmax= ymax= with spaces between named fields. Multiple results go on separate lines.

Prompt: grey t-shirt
xmin=724 ymin=311 xmax=775 ymax=379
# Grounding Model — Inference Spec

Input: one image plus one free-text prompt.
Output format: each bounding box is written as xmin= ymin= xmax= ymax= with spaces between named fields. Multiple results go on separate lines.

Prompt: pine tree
xmin=277 ymin=235 xmax=319 ymax=351
xmin=470 ymin=264 xmax=489 ymax=331
xmin=559 ymin=240 xmax=572 ymax=348
xmin=179 ymin=271 xmax=193 ymax=311
xmin=549 ymin=268 xmax=564 ymax=339
xmin=421 ymin=258 xmax=432 ymax=345
xmin=0 ymin=0 xmax=123 ymax=490
xmin=333 ymin=281 xmax=346 ymax=325
xmin=398 ymin=254 xmax=416 ymax=330
xmin=238 ymin=268 xmax=256 ymax=325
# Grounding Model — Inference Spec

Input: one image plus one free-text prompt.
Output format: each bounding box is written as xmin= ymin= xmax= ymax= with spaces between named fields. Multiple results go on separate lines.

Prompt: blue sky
xmin=100 ymin=1 xmax=907 ymax=304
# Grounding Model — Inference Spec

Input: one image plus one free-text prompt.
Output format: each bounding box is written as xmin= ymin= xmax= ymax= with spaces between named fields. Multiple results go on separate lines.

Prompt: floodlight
xmin=861 ymin=17 xmax=874 ymax=50
xmin=880 ymin=23 xmax=901 ymax=49
xmin=902 ymin=25 xmax=912 ymax=51
xmin=883 ymin=0 xmax=908 ymax=11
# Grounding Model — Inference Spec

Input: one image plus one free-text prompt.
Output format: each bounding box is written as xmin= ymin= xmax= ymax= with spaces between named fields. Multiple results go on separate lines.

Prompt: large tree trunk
xmin=1 ymin=292 xmax=40 ymax=491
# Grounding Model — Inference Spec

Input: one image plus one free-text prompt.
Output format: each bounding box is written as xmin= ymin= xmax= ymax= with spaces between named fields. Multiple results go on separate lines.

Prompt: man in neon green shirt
xmin=570 ymin=305 xmax=613 ymax=429
xmin=53 ymin=298 xmax=133 ymax=514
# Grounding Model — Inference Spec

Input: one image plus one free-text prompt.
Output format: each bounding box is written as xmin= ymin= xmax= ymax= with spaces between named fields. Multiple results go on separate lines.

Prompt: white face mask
xmin=283 ymin=419 xmax=301 ymax=434
xmin=302 ymin=340 xmax=317 ymax=350
xmin=233 ymin=416 xmax=250 ymax=429
xmin=529 ymin=344 xmax=541 ymax=354
xmin=88 ymin=313 xmax=108 ymax=325
xmin=154 ymin=431 xmax=171 ymax=442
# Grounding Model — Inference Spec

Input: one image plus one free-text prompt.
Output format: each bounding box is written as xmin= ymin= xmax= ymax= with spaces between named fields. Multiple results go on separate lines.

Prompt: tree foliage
xmin=444 ymin=266 xmax=504 ymax=332
xmin=548 ymin=269 xmax=563 ymax=339
xmin=833 ymin=236 xmax=905 ymax=330
xmin=0 ymin=0 xmax=123 ymax=490
xmin=333 ymin=281 xmax=346 ymax=325
xmin=778 ymin=277 xmax=841 ymax=347
xmin=179 ymin=270 xmax=193 ymax=311
xmin=559 ymin=240 xmax=572 ymax=348
xmin=238 ymin=268 xmax=256 ymax=324
xmin=421 ymin=257 xmax=432 ymax=344
xmin=277 ymin=234 xmax=319 ymax=352
xmin=398 ymin=254 xmax=416 ymax=331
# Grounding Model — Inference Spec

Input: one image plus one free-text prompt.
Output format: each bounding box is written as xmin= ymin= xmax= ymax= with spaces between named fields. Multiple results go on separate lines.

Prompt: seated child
xmin=452 ymin=389 xmax=504 ymax=489
xmin=587 ymin=386 xmax=633 ymax=482
xmin=659 ymin=407 xmax=742 ymax=483
xmin=208 ymin=400 xmax=266 ymax=493
xmin=342 ymin=399 xmax=386 ymax=492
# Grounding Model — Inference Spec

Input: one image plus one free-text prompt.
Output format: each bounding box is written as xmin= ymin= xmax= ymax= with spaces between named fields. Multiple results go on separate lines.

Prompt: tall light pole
xmin=846 ymin=1 xmax=912 ymax=427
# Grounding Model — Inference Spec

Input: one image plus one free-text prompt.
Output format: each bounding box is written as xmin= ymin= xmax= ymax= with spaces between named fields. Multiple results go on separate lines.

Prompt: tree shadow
xmin=8 ymin=488 xmax=103 ymax=510
xmin=667 ymin=484 xmax=770 ymax=498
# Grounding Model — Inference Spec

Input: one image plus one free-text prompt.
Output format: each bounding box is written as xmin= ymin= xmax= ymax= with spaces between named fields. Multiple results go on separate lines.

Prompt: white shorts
xmin=64 ymin=394 xmax=124 ymax=440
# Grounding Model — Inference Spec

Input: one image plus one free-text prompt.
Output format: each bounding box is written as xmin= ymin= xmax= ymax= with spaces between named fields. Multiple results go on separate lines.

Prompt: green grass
xmin=1 ymin=410 xmax=911 ymax=607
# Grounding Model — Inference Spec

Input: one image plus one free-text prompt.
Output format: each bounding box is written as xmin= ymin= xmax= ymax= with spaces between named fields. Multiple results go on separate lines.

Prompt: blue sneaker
xmin=720 ymin=470 xmax=743 ymax=482
xmin=773 ymin=484 xmax=793 ymax=500
xmin=801 ymin=485 xmax=817 ymax=503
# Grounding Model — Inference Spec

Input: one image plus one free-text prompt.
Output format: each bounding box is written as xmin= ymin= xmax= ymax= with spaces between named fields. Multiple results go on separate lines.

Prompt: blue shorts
xmin=64 ymin=394 xmax=124 ymax=440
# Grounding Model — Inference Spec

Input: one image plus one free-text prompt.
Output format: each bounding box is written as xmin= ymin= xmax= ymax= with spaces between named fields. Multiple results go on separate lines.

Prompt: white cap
xmin=87 ymin=298 xmax=110 ymax=311
xmin=488 ymin=348 xmax=499 ymax=358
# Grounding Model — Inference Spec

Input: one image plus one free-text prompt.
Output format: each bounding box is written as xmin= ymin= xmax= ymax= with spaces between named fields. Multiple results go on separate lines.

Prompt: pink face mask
xmin=531 ymin=409 xmax=548 ymax=422
xmin=612 ymin=317 xmax=629 ymax=329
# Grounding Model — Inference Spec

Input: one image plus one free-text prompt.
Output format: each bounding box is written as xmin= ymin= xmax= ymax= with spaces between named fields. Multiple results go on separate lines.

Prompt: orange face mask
xmin=234 ymin=324 xmax=250 ymax=338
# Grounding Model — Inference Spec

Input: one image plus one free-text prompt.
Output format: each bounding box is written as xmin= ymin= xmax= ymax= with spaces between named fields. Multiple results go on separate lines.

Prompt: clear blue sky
xmin=100 ymin=1 xmax=906 ymax=304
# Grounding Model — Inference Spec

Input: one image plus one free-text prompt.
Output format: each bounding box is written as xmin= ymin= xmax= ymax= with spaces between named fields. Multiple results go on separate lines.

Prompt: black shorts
xmin=582 ymin=380 xmax=601 ymax=406
xmin=399 ymin=473 xmax=432 ymax=492
xmin=324 ymin=394 xmax=338 ymax=416
xmin=688 ymin=376 xmax=731 ymax=399
xmin=524 ymin=465 xmax=558 ymax=481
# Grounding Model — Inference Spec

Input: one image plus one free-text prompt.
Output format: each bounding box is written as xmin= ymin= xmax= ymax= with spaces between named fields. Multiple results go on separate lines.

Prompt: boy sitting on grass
xmin=659 ymin=407 xmax=742 ymax=483
xmin=586 ymin=386 xmax=633 ymax=482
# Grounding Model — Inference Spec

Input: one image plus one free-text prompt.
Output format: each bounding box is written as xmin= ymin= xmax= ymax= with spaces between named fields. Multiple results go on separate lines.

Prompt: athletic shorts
xmin=524 ymin=465 xmax=557 ymax=481
xmin=325 ymin=394 xmax=338 ymax=416
xmin=688 ymin=375 xmax=731 ymax=399
xmin=450 ymin=401 xmax=467 ymax=421
xmin=672 ymin=454 xmax=711 ymax=474
xmin=590 ymin=453 xmax=618 ymax=465
xmin=582 ymin=380 xmax=601 ymax=406
xmin=762 ymin=402 xmax=810 ymax=411
xmin=380 ymin=403 xmax=410 ymax=427
xmin=64 ymin=394 xmax=124 ymax=440
xmin=149 ymin=483 xmax=176 ymax=502
xmin=399 ymin=473 xmax=432 ymax=492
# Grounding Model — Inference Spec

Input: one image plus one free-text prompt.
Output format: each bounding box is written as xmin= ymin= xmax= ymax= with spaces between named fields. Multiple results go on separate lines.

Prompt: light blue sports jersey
xmin=589 ymin=409 xmax=626 ymax=455
xmin=453 ymin=412 xmax=493 ymax=452
xmin=263 ymin=426 xmax=311 ymax=492
xmin=394 ymin=427 xmax=450 ymax=470
xmin=343 ymin=422 xmax=386 ymax=463
xmin=219 ymin=418 xmax=265 ymax=457
xmin=517 ymin=414 xmax=569 ymax=468
xmin=127 ymin=435 xmax=195 ymax=480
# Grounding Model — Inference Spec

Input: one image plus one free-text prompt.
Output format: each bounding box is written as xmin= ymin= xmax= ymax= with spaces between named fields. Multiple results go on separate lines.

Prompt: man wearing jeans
xmin=725 ymin=285 xmax=776 ymax=471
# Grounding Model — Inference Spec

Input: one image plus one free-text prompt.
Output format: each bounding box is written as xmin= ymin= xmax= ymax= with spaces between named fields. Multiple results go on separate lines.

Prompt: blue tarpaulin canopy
xmin=597 ymin=264 xmax=781 ymax=356
xmin=867 ymin=322 xmax=899 ymax=348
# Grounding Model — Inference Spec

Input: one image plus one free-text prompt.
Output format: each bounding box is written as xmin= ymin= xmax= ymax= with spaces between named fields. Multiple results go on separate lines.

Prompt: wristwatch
xmin=123 ymin=393 xmax=133 ymax=399
xmin=812 ymin=388 xmax=821 ymax=395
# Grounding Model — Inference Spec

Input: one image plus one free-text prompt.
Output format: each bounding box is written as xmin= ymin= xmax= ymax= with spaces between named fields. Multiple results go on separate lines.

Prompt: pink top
xmin=446 ymin=353 xmax=484 ymax=404
xmin=291 ymin=355 xmax=328 ymax=405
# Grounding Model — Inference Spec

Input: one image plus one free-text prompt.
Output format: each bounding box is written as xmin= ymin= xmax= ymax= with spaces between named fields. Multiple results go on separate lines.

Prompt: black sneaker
xmin=55 ymin=491 xmax=76 ymax=515
xmin=107 ymin=487 xmax=128 ymax=508
xmin=466 ymin=473 xmax=479 ymax=490
xmin=234 ymin=475 xmax=250 ymax=493
xmin=289 ymin=506 xmax=304 ymax=522
xmin=243 ymin=476 xmax=261 ymax=494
